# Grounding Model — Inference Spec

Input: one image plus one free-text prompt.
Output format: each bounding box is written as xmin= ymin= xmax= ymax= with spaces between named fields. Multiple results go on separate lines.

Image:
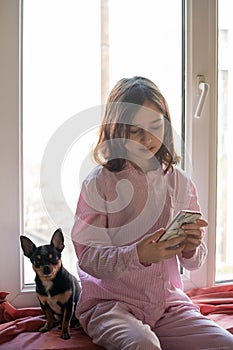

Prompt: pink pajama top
xmin=71 ymin=162 xmax=207 ymax=330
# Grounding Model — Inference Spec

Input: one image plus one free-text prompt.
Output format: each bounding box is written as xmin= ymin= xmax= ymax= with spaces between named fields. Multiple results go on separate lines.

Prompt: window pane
xmin=109 ymin=0 xmax=182 ymax=152
xmin=216 ymin=0 xmax=233 ymax=282
xmin=23 ymin=0 xmax=182 ymax=285
xmin=23 ymin=0 xmax=101 ymax=283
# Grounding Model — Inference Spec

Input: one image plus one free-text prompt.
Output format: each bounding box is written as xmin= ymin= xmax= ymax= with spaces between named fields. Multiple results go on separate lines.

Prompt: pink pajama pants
xmin=83 ymin=302 xmax=233 ymax=350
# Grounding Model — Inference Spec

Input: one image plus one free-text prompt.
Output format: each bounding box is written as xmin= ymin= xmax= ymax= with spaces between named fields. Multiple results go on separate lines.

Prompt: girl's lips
xmin=140 ymin=146 xmax=155 ymax=153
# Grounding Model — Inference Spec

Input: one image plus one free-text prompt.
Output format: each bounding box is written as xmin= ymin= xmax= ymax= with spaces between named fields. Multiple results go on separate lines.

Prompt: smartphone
xmin=159 ymin=210 xmax=202 ymax=242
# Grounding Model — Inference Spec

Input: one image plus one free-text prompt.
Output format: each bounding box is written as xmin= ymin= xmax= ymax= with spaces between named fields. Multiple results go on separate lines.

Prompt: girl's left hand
xmin=181 ymin=218 xmax=208 ymax=255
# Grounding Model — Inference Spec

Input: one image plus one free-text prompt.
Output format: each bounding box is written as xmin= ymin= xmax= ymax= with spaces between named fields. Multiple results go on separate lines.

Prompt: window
xmin=0 ymin=0 xmax=220 ymax=308
xmin=22 ymin=0 xmax=182 ymax=285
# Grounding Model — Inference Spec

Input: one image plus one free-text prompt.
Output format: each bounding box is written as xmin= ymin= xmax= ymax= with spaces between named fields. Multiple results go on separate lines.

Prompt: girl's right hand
xmin=136 ymin=228 xmax=186 ymax=265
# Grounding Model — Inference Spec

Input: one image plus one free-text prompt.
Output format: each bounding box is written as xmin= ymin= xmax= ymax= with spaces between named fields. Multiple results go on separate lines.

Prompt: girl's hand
xmin=136 ymin=228 xmax=186 ymax=265
xmin=181 ymin=218 xmax=208 ymax=256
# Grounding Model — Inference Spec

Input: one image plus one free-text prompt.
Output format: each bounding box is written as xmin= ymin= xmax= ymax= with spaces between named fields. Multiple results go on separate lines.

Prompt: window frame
xmin=0 ymin=0 xmax=37 ymax=307
xmin=183 ymin=0 xmax=218 ymax=290
xmin=0 ymin=0 xmax=218 ymax=307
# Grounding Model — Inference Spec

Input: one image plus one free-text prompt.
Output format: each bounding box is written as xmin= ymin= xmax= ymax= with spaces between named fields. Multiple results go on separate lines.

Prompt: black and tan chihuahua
xmin=20 ymin=228 xmax=81 ymax=340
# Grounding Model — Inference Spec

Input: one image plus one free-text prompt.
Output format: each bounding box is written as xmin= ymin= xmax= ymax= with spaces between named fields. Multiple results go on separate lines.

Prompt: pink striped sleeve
xmin=71 ymin=180 xmax=145 ymax=279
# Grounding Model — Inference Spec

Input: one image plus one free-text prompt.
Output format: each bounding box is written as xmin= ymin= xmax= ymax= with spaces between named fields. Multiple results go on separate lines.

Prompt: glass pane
xmin=23 ymin=0 xmax=182 ymax=285
xmin=23 ymin=0 xmax=101 ymax=283
xmin=216 ymin=0 xmax=233 ymax=282
xmin=109 ymin=0 xmax=182 ymax=152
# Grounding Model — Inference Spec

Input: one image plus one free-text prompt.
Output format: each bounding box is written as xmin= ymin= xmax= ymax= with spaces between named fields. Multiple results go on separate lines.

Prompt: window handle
xmin=194 ymin=78 xmax=209 ymax=119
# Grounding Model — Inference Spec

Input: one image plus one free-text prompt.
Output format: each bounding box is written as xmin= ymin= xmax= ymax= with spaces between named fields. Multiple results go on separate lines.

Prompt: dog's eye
xmin=34 ymin=255 xmax=41 ymax=265
xmin=34 ymin=258 xmax=41 ymax=267
xmin=49 ymin=255 xmax=59 ymax=264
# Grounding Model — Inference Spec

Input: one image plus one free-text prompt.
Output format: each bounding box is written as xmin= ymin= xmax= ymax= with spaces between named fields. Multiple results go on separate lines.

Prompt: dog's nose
xmin=43 ymin=265 xmax=51 ymax=275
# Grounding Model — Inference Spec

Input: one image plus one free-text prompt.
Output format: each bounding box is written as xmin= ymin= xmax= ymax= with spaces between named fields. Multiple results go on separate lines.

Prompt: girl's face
xmin=125 ymin=100 xmax=164 ymax=166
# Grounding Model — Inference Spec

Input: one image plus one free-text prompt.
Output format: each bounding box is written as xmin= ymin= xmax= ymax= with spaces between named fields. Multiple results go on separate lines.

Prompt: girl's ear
xmin=51 ymin=228 xmax=65 ymax=252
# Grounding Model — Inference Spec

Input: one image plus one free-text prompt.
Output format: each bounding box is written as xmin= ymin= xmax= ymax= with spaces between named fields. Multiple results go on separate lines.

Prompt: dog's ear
xmin=51 ymin=228 xmax=64 ymax=252
xmin=20 ymin=236 xmax=36 ymax=258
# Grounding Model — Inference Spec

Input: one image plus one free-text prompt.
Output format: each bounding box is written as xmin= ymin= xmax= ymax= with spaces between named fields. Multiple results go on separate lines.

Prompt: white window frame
xmin=0 ymin=0 xmax=218 ymax=307
xmin=0 ymin=0 xmax=37 ymax=307
xmin=183 ymin=0 xmax=218 ymax=290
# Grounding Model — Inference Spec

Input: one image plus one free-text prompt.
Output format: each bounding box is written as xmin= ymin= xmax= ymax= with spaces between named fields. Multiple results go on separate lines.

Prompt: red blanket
xmin=186 ymin=284 xmax=233 ymax=334
xmin=1 ymin=285 xmax=233 ymax=349
xmin=0 ymin=292 xmax=104 ymax=349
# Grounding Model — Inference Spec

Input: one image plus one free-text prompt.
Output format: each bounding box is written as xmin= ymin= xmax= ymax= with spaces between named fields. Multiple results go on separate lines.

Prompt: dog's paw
xmin=38 ymin=326 xmax=50 ymax=333
xmin=61 ymin=332 xmax=70 ymax=340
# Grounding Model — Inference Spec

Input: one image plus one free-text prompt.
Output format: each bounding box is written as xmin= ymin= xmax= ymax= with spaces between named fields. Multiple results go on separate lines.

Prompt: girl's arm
xmin=178 ymin=240 xmax=208 ymax=270
xmin=71 ymin=182 xmax=145 ymax=279
xmin=177 ymin=177 xmax=208 ymax=270
xmin=73 ymin=237 xmax=143 ymax=280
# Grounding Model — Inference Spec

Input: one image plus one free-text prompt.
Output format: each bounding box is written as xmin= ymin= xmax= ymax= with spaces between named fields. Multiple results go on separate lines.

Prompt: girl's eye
xmin=150 ymin=125 xmax=164 ymax=135
xmin=130 ymin=127 xmax=143 ymax=135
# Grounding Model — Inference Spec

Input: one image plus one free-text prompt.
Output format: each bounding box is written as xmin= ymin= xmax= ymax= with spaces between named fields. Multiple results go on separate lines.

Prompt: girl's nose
xmin=144 ymin=132 xmax=152 ymax=146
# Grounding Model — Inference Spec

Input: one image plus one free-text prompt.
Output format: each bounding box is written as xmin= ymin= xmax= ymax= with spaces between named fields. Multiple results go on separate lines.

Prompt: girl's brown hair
xmin=93 ymin=76 xmax=179 ymax=173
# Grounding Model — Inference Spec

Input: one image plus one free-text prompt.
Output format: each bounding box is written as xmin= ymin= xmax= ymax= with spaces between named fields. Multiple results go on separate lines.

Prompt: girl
xmin=71 ymin=76 xmax=233 ymax=349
